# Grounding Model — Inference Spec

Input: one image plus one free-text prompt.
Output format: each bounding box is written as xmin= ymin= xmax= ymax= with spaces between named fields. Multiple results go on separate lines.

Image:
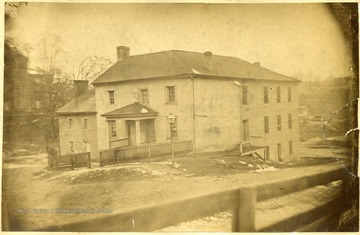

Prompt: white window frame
xmin=83 ymin=118 xmax=88 ymax=130
xmin=166 ymin=86 xmax=176 ymax=103
xmin=68 ymin=118 xmax=73 ymax=129
xmin=139 ymin=88 xmax=149 ymax=103
xmin=109 ymin=120 xmax=117 ymax=138
xmin=108 ymin=90 xmax=115 ymax=104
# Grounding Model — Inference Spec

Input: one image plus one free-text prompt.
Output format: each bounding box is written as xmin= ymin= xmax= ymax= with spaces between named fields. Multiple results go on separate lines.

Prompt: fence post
xmin=148 ymin=143 xmax=151 ymax=162
xmin=70 ymin=154 xmax=75 ymax=170
xmin=87 ymin=152 xmax=91 ymax=168
xmin=232 ymin=187 xmax=257 ymax=232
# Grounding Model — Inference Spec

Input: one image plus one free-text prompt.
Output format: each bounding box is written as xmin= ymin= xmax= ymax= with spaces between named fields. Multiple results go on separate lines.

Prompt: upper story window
xmin=166 ymin=86 xmax=176 ymax=103
xmin=288 ymin=87 xmax=292 ymax=102
xmin=68 ymin=118 xmax=73 ymax=129
xmin=264 ymin=116 xmax=269 ymax=133
xmin=264 ymin=86 xmax=269 ymax=104
xmin=242 ymin=86 xmax=248 ymax=105
xmin=288 ymin=113 xmax=292 ymax=129
xmin=109 ymin=120 xmax=117 ymax=138
xmin=277 ymin=86 xmax=281 ymax=103
xmin=277 ymin=115 xmax=282 ymax=131
xmin=84 ymin=118 xmax=88 ymax=130
xmin=108 ymin=90 xmax=115 ymax=104
xmin=139 ymin=89 xmax=149 ymax=103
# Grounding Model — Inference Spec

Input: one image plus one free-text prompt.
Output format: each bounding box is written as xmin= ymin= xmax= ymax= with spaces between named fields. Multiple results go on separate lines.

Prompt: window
xmin=69 ymin=141 xmax=74 ymax=152
xmin=288 ymin=114 xmax=292 ymax=129
xmin=108 ymin=91 xmax=115 ymax=104
xmin=265 ymin=145 xmax=270 ymax=160
xmin=288 ymin=87 xmax=292 ymax=102
xmin=264 ymin=86 xmax=269 ymax=104
xmin=289 ymin=141 xmax=293 ymax=154
xmin=166 ymin=86 xmax=176 ymax=103
xmin=109 ymin=120 xmax=117 ymax=138
xmin=140 ymin=89 xmax=149 ymax=103
xmin=277 ymin=86 xmax=281 ymax=103
xmin=84 ymin=118 xmax=88 ymax=130
xmin=264 ymin=116 xmax=269 ymax=133
xmin=277 ymin=115 xmax=281 ymax=131
xmin=242 ymin=86 xmax=248 ymax=105
xmin=68 ymin=118 xmax=73 ymax=129
xmin=277 ymin=143 xmax=283 ymax=162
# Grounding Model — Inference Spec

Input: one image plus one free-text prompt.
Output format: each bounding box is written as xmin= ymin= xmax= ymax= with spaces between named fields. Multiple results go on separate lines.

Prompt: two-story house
xmin=57 ymin=46 xmax=300 ymax=162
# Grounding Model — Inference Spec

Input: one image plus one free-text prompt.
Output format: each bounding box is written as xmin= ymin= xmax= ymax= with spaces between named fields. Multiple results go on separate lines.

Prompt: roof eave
xmin=101 ymin=113 xmax=158 ymax=118
xmin=56 ymin=111 xmax=97 ymax=116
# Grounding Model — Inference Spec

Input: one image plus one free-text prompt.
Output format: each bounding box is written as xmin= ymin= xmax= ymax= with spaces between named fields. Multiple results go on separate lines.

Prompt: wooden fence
xmin=39 ymin=167 xmax=348 ymax=232
xmin=100 ymin=140 xmax=193 ymax=166
xmin=48 ymin=152 xmax=91 ymax=169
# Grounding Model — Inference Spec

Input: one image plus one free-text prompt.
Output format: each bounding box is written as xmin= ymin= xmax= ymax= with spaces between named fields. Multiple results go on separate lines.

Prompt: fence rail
xmin=240 ymin=136 xmax=265 ymax=156
xmin=38 ymin=167 xmax=347 ymax=232
xmin=48 ymin=152 xmax=91 ymax=168
xmin=100 ymin=140 xmax=193 ymax=166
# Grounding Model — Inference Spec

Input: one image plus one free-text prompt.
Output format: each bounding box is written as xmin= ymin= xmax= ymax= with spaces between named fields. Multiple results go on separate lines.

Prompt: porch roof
xmin=101 ymin=102 xmax=158 ymax=118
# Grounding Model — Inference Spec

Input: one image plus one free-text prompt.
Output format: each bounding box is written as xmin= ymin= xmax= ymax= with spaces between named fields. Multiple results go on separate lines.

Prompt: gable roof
xmin=92 ymin=50 xmax=299 ymax=85
xmin=56 ymin=89 xmax=96 ymax=115
xmin=101 ymin=102 xmax=158 ymax=118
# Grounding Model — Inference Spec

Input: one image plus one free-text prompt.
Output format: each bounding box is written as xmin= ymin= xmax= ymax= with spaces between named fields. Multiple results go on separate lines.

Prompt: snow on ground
xmin=251 ymin=165 xmax=278 ymax=173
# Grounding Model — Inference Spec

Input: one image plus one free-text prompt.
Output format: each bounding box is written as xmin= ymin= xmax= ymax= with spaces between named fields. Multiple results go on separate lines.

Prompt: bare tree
xmin=36 ymin=35 xmax=72 ymax=143
xmin=72 ymin=56 xmax=112 ymax=83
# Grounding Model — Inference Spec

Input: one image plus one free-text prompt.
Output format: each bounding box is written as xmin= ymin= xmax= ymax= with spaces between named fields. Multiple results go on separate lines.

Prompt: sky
xmin=5 ymin=3 xmax=354 ymax=81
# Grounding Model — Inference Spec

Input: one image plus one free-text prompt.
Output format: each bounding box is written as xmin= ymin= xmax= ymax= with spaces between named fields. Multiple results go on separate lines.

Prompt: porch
xmin=240 ymin=136 xmax=266 ymax=159
xmin=102 ymin=102 xmax=158 ymax=149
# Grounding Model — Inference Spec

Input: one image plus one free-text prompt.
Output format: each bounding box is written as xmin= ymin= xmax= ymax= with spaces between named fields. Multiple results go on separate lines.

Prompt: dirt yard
xmin=2 ymin=136 xmax=352 ymax=231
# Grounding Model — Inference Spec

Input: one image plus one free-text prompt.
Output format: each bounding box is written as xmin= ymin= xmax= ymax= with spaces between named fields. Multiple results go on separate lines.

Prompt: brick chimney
xmin=73 ymin=80 xmax=88 ymax=97
xmin=204 ymin=51 xmax=212 ymax=70
xmin=253 ymin=62 xmax=261 ymax=67
xmin=117 ymin=46 xmax=130 ymax=61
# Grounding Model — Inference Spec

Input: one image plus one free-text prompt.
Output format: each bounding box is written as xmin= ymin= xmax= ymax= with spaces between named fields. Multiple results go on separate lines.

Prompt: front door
xmin=127 ymin=121 xmax=136 ymax=146
xmin=83 ymin=142 xmax=90 ymax=152
xmin=242 ymin=119 xmax=249 ymax=141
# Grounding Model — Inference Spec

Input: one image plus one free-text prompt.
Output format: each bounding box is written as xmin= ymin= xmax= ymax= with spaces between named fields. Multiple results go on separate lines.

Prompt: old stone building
xmin=57 ymin=46 xmax=300 ymax=162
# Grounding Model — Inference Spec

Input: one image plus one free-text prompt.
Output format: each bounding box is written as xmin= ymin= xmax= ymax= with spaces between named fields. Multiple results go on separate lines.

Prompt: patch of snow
xmin=248 ymin=164 xmax=254 ymax=167
xmin=173 ymin=162 xmax=181 ymax=168
xmin=219 ymin=160 xmax=226 ymax=164
xmin=251 ymin=166 xmax=278 ymax=173
xmin=238 ymin=161 xmax=246 ymax=164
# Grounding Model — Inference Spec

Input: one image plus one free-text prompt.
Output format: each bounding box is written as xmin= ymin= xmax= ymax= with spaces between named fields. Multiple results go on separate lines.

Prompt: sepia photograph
xmin=2 ymin=2 xmax=359 ymax=232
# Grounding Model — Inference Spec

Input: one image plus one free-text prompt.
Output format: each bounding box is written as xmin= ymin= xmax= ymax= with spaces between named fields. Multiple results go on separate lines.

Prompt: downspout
xmin=191 ymin=75 xmax=196 ymax=155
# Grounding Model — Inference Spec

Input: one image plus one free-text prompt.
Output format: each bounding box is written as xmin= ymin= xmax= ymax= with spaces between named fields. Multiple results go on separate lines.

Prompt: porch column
xmin=135 ymin=120 xmax=141 ymax=145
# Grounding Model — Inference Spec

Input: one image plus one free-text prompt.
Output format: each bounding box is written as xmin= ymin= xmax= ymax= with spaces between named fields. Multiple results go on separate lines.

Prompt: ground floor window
xmin=69 ymin=141 xmax=74 ymax=152
xmin=277 ymin=143 xmax=282 ymax=162
xmin=109 ymin=120 xmax=117 ymax=138
xmin=289 ymin=141 xmax=293 ymax=154
xmin=265 ymin=145 xmax=270 ymax=160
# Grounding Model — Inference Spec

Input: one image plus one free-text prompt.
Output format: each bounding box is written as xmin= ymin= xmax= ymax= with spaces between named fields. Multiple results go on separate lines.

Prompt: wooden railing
xmin=38 ymin=167 xmax=347 ymax=232
xmin=109 ymin=138 xmax=128 ymax=149
xmin=240 ymin=136 xmax=265 ymax=156
xmin=100 ymin=140 xmax=193 ymax=166
xmin=48 ymin=152 xmax=91 ymax=169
